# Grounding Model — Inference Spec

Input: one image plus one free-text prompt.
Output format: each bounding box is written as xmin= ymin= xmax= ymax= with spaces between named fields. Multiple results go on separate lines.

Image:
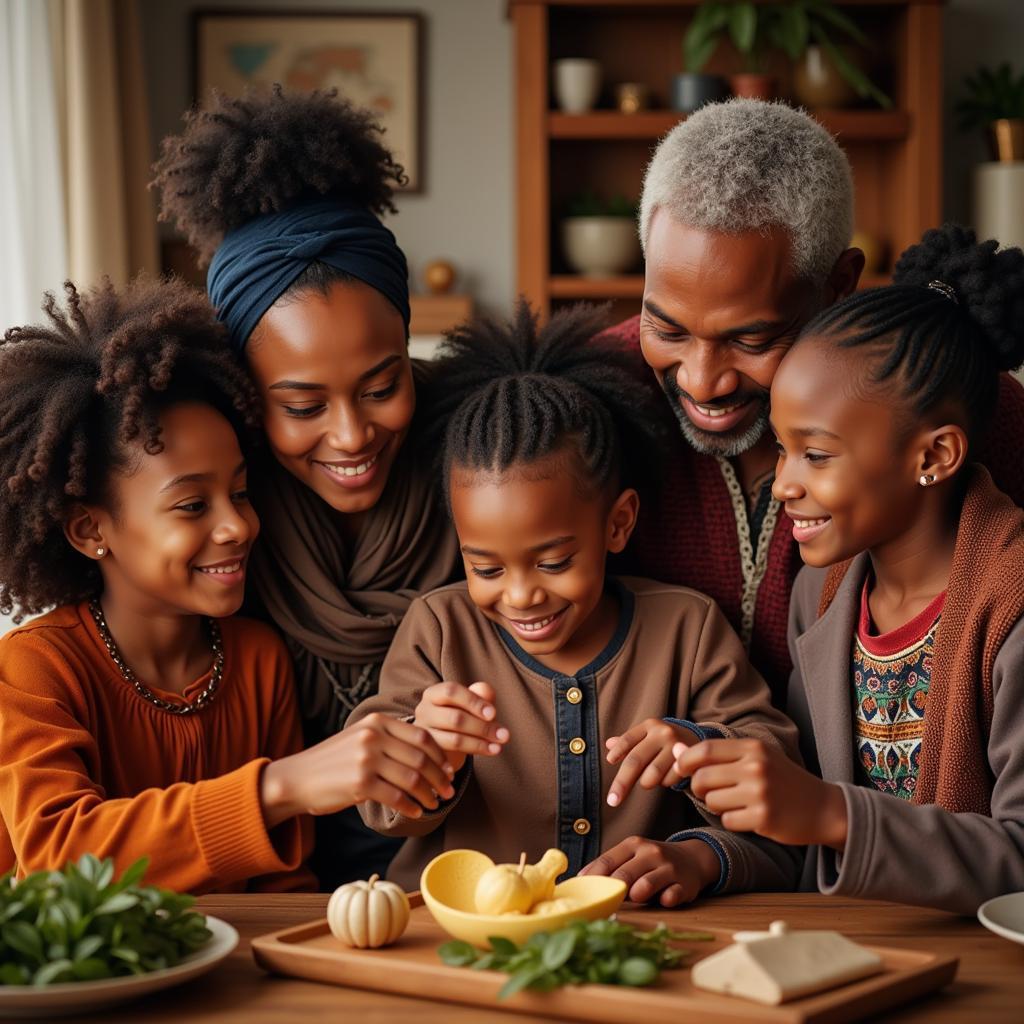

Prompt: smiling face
xmin=640 ymin=212 xmax=844 ymax=457
xmin=449 ymin=456 xmax=638 ymax=673
xmin=770 ymin=338 xmax=933 ymax=568
xmin=246 ymin=279 xmax=414 ymax=514
xmin=87 ymin=402 xmax=259 ymax=619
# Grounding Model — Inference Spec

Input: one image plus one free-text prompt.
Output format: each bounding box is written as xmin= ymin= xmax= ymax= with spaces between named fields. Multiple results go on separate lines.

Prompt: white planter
xmin=553 ymin=59 xmax=601 ymax=114
xmin=562 ymin=217 xmax=641 ymax=276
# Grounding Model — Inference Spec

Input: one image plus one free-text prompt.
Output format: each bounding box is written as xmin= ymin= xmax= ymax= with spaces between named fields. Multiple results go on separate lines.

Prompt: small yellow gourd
xmin=523 ymin=849 xmax=569 ymax=904
xmin=475 ymin=852 xmax=534 ymax=915
xmin=532 ymin=897 xmax=581 ymax=917
xmin=327 ymin=874 xmax=410 ymax=948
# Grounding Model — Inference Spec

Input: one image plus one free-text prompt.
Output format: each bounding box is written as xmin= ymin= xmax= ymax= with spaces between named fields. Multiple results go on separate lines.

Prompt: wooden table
xmin=72 ymin=893 xmax=1022 ymax=1023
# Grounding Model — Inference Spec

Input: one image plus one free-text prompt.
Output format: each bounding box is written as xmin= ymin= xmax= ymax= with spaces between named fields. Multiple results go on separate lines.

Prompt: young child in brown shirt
xmin=350 ymin=303 xmax=800 ymax=903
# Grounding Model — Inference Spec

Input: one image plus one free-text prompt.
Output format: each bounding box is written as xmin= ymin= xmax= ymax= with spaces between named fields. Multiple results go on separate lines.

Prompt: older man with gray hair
xmin=605 ymin=99 xmax=1024 ymax=701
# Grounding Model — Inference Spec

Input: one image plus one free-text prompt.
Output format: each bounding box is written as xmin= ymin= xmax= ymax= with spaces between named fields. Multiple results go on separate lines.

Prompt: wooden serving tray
xmin=251 ymin=895 xmax=958 ymax=1024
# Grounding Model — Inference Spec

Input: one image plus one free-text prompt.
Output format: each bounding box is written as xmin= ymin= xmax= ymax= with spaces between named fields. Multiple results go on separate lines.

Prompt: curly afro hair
xmin=152 ymin=85 xmax=407 ymax=265
xmin=420 ymin=300 xmax=670 ymax=505
xmin=799 ymin=223 xmax=1024 ymax=440
xmin=0 ymin=277 xmax=261 ymax=621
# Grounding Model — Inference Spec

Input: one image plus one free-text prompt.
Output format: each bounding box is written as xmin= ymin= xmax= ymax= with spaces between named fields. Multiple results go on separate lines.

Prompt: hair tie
xmin=927 ymin=280 xmax=958 ymax=305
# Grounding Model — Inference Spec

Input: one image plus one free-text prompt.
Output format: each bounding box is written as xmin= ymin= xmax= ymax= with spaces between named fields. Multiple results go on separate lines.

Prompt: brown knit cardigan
xmin=817 ymin=465 xmax=1024 ymax=815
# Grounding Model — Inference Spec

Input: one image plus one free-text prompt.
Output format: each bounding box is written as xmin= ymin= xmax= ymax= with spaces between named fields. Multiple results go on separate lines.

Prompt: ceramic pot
xmin=553 ymin=59 xmax=601 ymax=113
xmin=792 ymin=45 xmax=860 ymax=109
xmin=671 ymin=72 xmax=728 ymax=113
xmin=562 ymin=217 xmax=641 ymax=277
xmin=729 ymin=74 xmax=776 ymax=101
xmin=989 ymin=119 xmax=1024 ymax=163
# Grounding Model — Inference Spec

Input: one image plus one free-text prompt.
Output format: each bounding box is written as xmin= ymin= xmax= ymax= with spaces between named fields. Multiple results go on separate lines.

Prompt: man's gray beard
xmin=663 ymin=376 xmax=771 ymax=458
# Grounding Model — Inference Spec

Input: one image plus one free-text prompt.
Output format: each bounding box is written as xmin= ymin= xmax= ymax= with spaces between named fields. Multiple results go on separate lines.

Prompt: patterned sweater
xmin=852 ymin=581 xmax=945 ymax=800
xmin=601 ymin=314 xmax=1024 ymax=703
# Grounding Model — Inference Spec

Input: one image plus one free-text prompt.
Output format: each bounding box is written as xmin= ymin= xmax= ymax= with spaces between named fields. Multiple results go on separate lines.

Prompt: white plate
xmin=977 ymin=892 xmax=1024 ymax=945
xmin=0 ymin=915 xmax=238 ymax=1017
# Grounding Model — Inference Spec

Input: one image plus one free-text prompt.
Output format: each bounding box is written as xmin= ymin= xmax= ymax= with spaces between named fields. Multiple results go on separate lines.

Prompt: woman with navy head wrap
xmin=153 ymin=87 xmax=459 ymax=887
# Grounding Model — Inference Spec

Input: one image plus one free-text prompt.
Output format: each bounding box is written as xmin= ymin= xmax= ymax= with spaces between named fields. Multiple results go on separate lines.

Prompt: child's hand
xmin=579 ymin=836 xmax=720 ymax=907
xmin=673 ymin=739 xmax=848 ymax=850
xmin=413 ymin=680 xmax=509 ymax=772
xmin=604 ymin=718 xmax=702 ymax=807
xmin=260 ymin=713 xmax=456 ymax=826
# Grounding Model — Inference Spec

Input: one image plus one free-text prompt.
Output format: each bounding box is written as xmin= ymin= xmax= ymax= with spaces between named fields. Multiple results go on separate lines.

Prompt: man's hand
xmin=579 ymin=836 xmax=720 ymax=907
xmin=413 ymin=681 xmax=509 ymax=773
xmin=604 ymin=718 xmax=701 ymax=807
xmin=674 ymin=738 xmax=848 ymax=850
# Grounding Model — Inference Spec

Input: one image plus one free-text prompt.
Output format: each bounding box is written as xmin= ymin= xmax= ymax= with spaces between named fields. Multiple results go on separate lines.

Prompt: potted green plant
xmin=774 ymin=0 xmax=891 ymax=110
xmin=561 ymin=194 xmax=641 ymax=277
xmin=684 ymin=1 xmax=778 ymax=100
xmin=956 ymin=63 xmax=1024 ymax=163
xmin=684 ymin=0 xmax=891 ymax=108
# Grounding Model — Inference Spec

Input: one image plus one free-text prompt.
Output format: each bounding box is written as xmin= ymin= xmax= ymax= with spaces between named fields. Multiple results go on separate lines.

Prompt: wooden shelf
xmin=549 ymin=275 xmax=643 ymax=299
xmin=548 ymin=110 xmax=910 ymax=142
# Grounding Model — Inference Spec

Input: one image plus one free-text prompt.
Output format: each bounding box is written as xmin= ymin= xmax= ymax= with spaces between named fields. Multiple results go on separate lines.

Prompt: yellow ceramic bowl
xmin=420 ymin=849 xmax=627 ymax=949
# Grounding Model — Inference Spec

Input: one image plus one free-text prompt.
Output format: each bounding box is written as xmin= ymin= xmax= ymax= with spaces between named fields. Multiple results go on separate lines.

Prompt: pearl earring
xmin=95 ymin=547 xmax=105 ymax=557
xmin=919 ymin=474 xmax=936 ymax=487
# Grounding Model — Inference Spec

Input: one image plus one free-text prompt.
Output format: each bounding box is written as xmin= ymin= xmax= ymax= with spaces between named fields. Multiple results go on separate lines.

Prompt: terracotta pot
xmin=792 ymin=44 xmax=860 ymax=109
xmin=989 ymin=119 xmax=1024 ymax=163
xmin=729 ymin=74 xmax=776 ymax=101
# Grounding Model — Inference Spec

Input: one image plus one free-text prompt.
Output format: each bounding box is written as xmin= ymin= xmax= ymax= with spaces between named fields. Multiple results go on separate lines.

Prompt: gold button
xmin=568 ymin=737 xmax=587 ymax=755
xmin=566 ymin=687 xmax=582 ymax=704
xmin=573 ymin=818 xmax=591 ymax=835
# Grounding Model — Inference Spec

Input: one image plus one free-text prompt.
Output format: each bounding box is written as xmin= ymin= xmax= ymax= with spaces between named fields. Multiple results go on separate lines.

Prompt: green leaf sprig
xmin=438 ymin=917 xmax=714 ymax=1000
xmin=0 ymin=855 xmax=211 ymax=986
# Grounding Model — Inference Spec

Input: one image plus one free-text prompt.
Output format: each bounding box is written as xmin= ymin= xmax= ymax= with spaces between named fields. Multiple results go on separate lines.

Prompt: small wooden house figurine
xmin=691 ymin=921 xmax=883 ymax=1005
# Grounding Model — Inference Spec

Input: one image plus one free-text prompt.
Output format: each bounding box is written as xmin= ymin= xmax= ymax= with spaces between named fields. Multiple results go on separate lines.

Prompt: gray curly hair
xmin=640 ymin=99 xmax=854 ymax=283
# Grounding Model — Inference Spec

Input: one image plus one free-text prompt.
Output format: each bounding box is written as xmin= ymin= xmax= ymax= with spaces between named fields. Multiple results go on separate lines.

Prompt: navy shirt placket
xmin=553 ymin=671 xmax=601 ymax=876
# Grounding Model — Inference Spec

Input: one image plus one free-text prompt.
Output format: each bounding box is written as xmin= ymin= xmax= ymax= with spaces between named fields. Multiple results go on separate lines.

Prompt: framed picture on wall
xmin=193 ymin=9 xmax=424 ymax=191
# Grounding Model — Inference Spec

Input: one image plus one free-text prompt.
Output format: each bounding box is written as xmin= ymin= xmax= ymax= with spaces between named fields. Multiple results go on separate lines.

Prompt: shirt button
xmin=573 ymin=818 xmax=591 ymax=835
xmin=566 ymin=686 xmax=583 ymax=704
xmin=568 ymin=737 xmax=587 ymax=755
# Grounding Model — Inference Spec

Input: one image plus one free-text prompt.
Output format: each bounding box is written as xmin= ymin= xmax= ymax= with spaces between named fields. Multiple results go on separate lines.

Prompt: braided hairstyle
xmin=0 ymin=277 xmax=260 ymax=620
xmin=800 ymin=224 xmax=1024 ymax=441
xmin=423 ymin=300 xmax=668 ymax=505
xmin=151 ymin=84 xmax=406 ymax=306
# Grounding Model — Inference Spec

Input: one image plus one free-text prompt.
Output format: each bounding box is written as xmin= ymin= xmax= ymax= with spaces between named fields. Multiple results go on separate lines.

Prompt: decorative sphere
xmin=423 ymin=260 xmax=456 ymax=294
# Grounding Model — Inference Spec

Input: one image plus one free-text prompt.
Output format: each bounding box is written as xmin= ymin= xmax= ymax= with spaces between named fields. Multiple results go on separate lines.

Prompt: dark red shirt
xmin=602 ymin=314 xmax=1024 ymax=704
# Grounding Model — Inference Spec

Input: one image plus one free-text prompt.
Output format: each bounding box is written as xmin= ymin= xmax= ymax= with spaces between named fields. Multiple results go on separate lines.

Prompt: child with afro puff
xmin=0 ymin=277 xmax=455 ymax=894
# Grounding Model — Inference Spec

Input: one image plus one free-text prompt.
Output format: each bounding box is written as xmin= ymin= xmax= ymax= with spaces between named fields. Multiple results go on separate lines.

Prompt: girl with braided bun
xmin=671 ymin=224 xmax=1024 ymax=914
xmin=152 ymin=87 xmax=459 ymax=885
xmin=0 ymin=278 xmax=455 ymax=894
xmin=349 ymin=301 xmax=800 ymax=902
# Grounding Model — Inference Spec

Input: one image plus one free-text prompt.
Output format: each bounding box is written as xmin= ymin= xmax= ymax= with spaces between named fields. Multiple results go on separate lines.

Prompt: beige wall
xmin=138 ymin=0 xmax=515 ymax=318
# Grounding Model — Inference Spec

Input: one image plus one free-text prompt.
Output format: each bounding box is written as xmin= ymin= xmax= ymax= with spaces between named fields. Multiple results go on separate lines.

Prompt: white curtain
xmin=0 ymin=0 xmax=68 ymax=327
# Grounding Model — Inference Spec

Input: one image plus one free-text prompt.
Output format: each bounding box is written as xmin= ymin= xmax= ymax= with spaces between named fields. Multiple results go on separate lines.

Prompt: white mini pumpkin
xmin=327 ymin=874 xmax=411 ymax=948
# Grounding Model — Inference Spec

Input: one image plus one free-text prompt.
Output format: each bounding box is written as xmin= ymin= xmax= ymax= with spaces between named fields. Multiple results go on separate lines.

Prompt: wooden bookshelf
xmin=511 ymin=0 xmax=942 ymax=318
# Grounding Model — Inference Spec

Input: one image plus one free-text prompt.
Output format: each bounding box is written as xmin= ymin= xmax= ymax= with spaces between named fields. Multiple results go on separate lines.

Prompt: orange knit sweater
xmin=0 ymin=604 xmax=315 ymax=894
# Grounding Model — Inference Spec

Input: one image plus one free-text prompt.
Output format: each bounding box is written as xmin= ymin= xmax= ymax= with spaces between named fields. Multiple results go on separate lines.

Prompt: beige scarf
xmin=818 ymin=466 xmax=1024 ymax=815
xmin=249 ymin=443 xmax=459 ymax=739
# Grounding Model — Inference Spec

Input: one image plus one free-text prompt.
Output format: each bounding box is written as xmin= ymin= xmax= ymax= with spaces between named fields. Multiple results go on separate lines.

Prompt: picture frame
xmin=192 ymin=9 xmax=424 ymax=192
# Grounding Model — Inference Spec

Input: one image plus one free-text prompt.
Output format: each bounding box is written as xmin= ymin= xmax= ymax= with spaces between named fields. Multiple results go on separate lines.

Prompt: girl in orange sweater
xmin=0 ymin=278 xmax=455 ymax=894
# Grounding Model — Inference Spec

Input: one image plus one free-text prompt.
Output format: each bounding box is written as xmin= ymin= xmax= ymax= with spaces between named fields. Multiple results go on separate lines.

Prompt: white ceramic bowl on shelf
xmin=561 ymin=216 xmax=641 ymax=277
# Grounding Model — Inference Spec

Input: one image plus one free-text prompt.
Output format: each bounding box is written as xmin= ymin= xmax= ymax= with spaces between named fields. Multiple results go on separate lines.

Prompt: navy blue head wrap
xmin=207 ymin=196 xmax=410 ymax=352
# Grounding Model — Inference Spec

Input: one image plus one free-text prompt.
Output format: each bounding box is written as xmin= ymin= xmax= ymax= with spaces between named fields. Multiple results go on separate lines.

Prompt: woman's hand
xmin=604 ymin=718 xmax=702 ymax=807
xmin=580 ymin=836 xmax=720 ymax=907
xmin=413 ymin=680 xmax=509 ymax=773
xmin=260 ymin=713 xmax=455 ymax=827
xmin=673 ymin=739 xmax=848 ymax=850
